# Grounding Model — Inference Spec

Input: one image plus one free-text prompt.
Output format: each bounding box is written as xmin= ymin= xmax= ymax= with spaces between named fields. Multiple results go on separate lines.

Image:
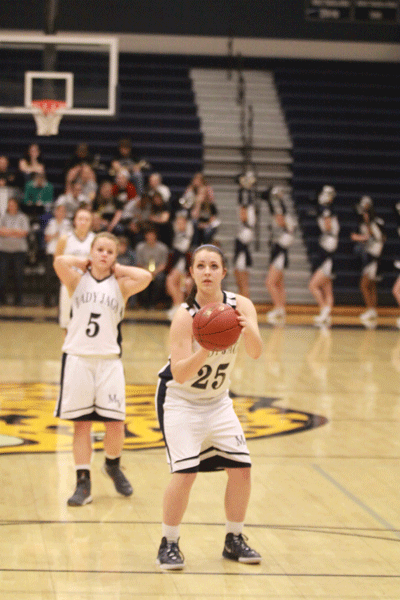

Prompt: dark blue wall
xmin=1 ymin=0 xmax=399 ymax=43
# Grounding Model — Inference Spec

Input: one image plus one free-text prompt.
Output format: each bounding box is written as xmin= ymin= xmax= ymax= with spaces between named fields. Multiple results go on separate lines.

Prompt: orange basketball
xmin=192 ymin=302 xmax=242 ymax=351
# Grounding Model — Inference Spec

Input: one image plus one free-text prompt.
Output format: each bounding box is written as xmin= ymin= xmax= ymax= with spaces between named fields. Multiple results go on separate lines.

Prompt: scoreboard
xmin=305 ymin=0 xmax=399 ymax=23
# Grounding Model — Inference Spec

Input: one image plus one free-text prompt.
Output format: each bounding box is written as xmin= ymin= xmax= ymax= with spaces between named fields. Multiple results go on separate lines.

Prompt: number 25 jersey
xmin=62 ymin=270 xmax=125 ymax=356
xmin=158 ymin=291 xmax=241 ymax=405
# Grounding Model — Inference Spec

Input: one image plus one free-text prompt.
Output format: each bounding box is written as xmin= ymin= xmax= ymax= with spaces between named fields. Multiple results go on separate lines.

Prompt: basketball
xmin=192 ymin=302 xmax=242 ymax=351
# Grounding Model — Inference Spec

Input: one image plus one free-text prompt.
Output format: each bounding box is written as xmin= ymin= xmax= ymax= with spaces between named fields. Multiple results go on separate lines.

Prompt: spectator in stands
xmin=22 ymin=165 xmax=54 ymax=220
xmin=64 ymin=142 xmax=94 ymax=177
xmin=112 ymin=169 xmax=138 ymax=204
xmin=54 ymin=181 xmax=90 ymax=221
xmin=147 ymin=172 xmax=171 ymax=204
xmin=109 ymin=138 xmax=149 ymax=195
xmin=148 ymin=190 xmax=172 ymax=247
xmin=92 ymin=180 xmax=118 ymax=231
xmin=116 ymin=235 xmax=136 ymax=267
xmin=233 ymin=170 xmax=257 ymax=300
xmin=17 ymin=143 xmax=45 ymax=187
xmin=351 ymin=195 xmax=385 ymax=326
xmin=91 ymin=211 xmax=107 ymax=234
xmin=0 ymin=155 xmax=16 ymax=188
xmin=0 ymin=197 xmax=30 ymax=306
xmin=135 ymin=223 xmax=169 ymax=308
xmin=66 ymin=162 xmax=98 ymax=203
xmin=265 ymin=186 xmax=297 ymax=325
xmin=309 ymin=185 xmax=340 ymax=327
xmin=43 ymin=203 xmax=71 ymax=306
xmin=120 ymin=192 xmax=152 ymax=249
xmin=187 ymin=173 xmax=219 ymax=246
xmin=109 ymin=169 xmax=139 ymax=234
xmin=165 ymin=210 xmax=194 ymax=320
xmin=117 ymin=235 xmax=137 ymax=308
xmin=0 ymin=171 xmax=16 ymax=218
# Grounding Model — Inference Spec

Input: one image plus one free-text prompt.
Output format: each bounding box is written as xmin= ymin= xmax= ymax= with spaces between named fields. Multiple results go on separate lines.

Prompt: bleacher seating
xmin=0 ymin=51 xmax=203 ymax=301
xmin=274 ymin=59 xmax=400 ymax=306
xmin=2 ymin=50 xmax=399 ymax=307
xmin=0 ymin=51 xmax=203 ymax=199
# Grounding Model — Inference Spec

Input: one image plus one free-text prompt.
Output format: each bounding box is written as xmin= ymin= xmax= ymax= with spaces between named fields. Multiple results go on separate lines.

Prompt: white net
xmin=31 ymin=101 xmax=66 ymax=136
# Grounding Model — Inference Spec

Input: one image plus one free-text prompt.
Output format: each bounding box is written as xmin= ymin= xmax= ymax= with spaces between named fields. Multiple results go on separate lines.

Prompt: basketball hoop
xmin=31 ymin=100 xmax=66 ymax=136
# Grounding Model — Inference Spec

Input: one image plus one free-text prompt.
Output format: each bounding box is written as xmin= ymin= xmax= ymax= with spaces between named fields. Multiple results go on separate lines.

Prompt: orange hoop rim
xmin=31 ymin=99 xmax=67 ymax=115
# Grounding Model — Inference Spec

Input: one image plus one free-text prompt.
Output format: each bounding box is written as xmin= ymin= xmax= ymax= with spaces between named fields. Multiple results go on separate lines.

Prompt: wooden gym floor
xmin=1 ymin=305 xmax=400 ymax=599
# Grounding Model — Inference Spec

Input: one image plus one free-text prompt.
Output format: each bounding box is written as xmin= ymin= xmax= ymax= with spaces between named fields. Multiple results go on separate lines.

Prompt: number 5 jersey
xmin=62 ymin=270 xmax=125 ymax=357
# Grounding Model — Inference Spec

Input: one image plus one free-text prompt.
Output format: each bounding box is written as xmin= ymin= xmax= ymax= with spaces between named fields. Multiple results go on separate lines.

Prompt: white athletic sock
xmin=162 ymin=523 xmax=180 ymax=542
xmin=320 ymin=305 xmax=331 ymax=318
xmin=226 ymin=521 xmax=244 ymax=536
xmin=75 ymin=464 xmax=91 ymax=471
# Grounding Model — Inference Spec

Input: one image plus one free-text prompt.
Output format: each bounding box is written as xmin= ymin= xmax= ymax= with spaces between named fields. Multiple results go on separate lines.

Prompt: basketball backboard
xmin=0 ymin=34 xmax=118 ymax=117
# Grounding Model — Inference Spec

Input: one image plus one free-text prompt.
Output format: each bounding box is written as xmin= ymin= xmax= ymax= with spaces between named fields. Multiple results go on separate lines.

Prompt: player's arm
xmin=54 ymin=234 xmax=68 ymax=257
xmin=53 ymin=255 xmax=88 ymax=293
xmin=169 ymin=307 xmax=209 ymax=384
xmin=114 ymin=263 xmax=152 ymax=302
xmin=236 ymin=295 xmax=263 ymax=359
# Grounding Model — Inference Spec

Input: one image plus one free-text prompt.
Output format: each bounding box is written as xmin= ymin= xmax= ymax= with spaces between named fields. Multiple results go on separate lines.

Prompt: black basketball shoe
xmin=222 ymin=533 xmax=261 ymax=563
xmin=156 ymin=537 xmax=185 ymax=570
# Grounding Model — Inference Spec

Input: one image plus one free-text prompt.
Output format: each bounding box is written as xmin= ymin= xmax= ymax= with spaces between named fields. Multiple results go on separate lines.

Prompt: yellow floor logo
xmin=0 ymin=383 xmax=327 ymax=454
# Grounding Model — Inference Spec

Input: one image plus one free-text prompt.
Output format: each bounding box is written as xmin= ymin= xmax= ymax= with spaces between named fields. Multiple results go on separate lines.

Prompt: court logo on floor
xmin=0 ymin=383 xmax=327 ymax=454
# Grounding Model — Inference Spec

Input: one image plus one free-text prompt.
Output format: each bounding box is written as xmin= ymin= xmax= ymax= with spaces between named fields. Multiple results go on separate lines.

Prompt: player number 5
xmin=86 ymin=312 xmax=101 ymax=337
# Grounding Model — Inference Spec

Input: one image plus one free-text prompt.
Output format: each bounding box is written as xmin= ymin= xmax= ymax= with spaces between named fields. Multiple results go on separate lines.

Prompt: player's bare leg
xmin=163 ymin=472 xmax=197 ymax=525
xmin=224 ymin=467 xmax=251 ymax=521
xmin=222 ymin=467 xmax=261 ymax=563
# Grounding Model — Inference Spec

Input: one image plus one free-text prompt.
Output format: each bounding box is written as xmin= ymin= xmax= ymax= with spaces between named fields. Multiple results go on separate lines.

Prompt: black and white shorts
xmin=55 ymin=354 xmax=126 ymax=421
xmin=156 ymin=382 xmax=251 ymax=473
xmin=270 ymin=244 xmax=288 ymax=271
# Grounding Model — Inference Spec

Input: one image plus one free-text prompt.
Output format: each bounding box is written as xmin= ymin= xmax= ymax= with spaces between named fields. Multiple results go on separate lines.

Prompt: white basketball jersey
xmin=64 ymin=230 xmax=96 ymax=259
xmin=158 ymin=291 xmax=241 ymax=404
xmin=62 ymin=271 xmax=125 ymax=356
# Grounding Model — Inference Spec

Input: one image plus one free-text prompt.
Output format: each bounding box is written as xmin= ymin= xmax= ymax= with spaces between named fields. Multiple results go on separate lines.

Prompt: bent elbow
xmin=253 ymin=348 xmax=263 ymax=360
xmin=170 ymin=366 xmax=186 ymax=385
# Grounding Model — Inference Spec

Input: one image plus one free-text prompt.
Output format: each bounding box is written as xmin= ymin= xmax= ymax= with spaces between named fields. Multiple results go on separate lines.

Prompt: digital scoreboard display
xmin=305 ymin=0 xmax=399 ymax=23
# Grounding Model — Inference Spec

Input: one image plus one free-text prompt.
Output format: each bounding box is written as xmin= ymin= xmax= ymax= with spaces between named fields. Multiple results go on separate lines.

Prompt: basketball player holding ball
xmin=155 ymin=244 xmax=263 ymax=569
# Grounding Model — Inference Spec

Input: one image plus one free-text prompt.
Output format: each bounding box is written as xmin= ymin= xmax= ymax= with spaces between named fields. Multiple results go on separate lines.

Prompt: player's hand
xmin=234 ymin=309 xmax=246 ymax=331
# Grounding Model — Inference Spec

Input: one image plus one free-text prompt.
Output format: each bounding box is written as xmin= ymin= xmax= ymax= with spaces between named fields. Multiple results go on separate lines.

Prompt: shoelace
xmin=231 ymin=534 xmax=253 ymax=553
xmin=166 ymin=541 xmax=184 ymax=562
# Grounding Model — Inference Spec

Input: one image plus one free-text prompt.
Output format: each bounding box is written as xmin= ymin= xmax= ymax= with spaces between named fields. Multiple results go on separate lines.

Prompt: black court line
xmin=0 ymin=567 xmax=399 ymax=578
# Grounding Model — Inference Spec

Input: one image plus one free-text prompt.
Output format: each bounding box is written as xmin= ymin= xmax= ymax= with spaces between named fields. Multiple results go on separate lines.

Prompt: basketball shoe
xmin=156 ymin=537 xmax=185 ymax=570
xmin=222 ymin=533 xmax=261 ymax=564
xmin=67 ymin=476 xmax=92 ymax=506
xmin=102 ymin=463 xmax=133 ymax=496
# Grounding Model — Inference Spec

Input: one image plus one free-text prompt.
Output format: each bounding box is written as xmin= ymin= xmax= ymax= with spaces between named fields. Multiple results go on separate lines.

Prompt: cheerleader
xmin=351 ymin=195 xmax=385 ymax=325
xmin=233 ymin=170 xmax=257 ymax=298
xmin=265 ymin=186 xmax=297 ymax=324
xmin=309 ymin=185 xmax=340 ymax=326
xmin=392 ymin=203 xmax=400 ymax=328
